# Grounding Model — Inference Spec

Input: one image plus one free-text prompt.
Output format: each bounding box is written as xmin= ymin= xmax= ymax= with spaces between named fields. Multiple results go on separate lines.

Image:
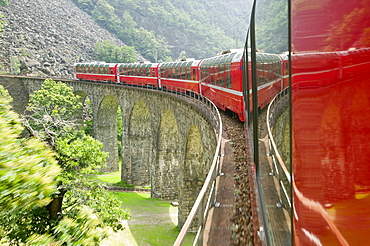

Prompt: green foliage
xmin=0 ymin=0 xmax=8 ymax=6
xmin=92 ymin=0 xmax=121 ymax=31
xmin=74 ymin=0 xmax=251 ymax=61
xmin=132 ymin=27 xmax=172 ymax=62
xmin=56 ymin=135 xmax=108 ymax=174
xmin=177 ymin=51 xmax=187 ymax=61
xmin=0 ymin=86 xmax=61 ymax=243
xmin=24 ymin=79 xmax=83 ymax=146
xmin=28 ymin=206 xmax=108 ymax=245
xmin=0 ymin=87 xmax=60 ymax=213
xmin=4 ymin=79 xmax=130 ymax=245
xmin=94 ymin=40 xmax=137 ymax=63
xmin=10 ymin=56 xmax=21 ymax=74
xmin=64 ymin=180 xmax=130 ymax=232
xmin=0 ymin=12 xmax=5 ymax=33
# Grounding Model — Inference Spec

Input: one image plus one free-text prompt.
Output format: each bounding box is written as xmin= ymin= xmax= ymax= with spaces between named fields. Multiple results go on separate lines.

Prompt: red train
xmin=290 ymin=0 xmax=370 ymax=244
xmin=248 ymin=0 xmax=370 ymax=245
xmin=73 ymin=50 xmax=288 ymax=122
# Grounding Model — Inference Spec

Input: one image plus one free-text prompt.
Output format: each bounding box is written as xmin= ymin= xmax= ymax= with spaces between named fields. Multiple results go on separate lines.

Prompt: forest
xmin=73 ymin=0 xmax=288 ymax=62
xmin=73 ymin=0 xmax=252 ymax=62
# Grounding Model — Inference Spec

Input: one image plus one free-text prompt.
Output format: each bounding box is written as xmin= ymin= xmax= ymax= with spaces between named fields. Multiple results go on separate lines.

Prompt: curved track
xmin=220 ymin=111 xmax=254 ymax=246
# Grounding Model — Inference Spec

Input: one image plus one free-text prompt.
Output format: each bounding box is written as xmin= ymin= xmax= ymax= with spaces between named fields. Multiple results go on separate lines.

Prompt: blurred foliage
xmin=0 ymin=86 xmax=61 ymax=243
xmin=94 ymin=40 xmax=137 ymax=63
xmin=0 ymin=86 xmax=60 ymax=213
xmin=73 ymin=0 xmax=251 ymax=61
xmin=0 ymin=79 xmax=129 ymax=245
xmin=10 ymin=56 xmax=21 ymax=74
xmin=0 ymin=0 xmax=8 ymax=7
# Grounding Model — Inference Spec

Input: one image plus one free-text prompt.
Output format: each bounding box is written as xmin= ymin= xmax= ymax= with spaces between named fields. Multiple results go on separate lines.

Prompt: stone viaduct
xmin=0 ymin=75 xmax=220 ymax=227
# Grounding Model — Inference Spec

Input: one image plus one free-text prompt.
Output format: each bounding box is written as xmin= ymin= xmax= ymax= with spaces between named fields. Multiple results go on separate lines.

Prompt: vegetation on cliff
xmin=73 ymin=0 xmax=251 ymax=61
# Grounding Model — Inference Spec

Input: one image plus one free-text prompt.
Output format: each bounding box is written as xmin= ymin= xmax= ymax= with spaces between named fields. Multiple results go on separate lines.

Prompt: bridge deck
xmin=203 ymin=132 xmax=235 ymax=245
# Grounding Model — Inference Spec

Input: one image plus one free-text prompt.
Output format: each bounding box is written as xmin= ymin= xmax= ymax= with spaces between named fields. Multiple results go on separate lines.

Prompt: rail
xmin=266 ymin=88 xmax=291 ymax=213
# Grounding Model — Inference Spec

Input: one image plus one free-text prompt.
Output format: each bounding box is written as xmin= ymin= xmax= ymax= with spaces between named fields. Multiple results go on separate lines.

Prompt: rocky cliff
xmin=0 ymin=0 xmax=137 ymax=78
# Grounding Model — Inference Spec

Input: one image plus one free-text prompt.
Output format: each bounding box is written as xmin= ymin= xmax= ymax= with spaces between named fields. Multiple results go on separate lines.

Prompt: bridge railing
xmin=146 ymin=84 xmax=221 ymax=132
xmin=266 ymin=88 xmax=291 ymax=214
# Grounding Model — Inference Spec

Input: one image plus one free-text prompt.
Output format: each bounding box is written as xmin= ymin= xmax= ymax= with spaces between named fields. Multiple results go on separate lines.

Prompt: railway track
xmin=219 ymin=111 xmax=254 ymax=246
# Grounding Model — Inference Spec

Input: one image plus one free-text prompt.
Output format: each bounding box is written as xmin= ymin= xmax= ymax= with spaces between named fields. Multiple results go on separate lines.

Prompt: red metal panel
xmin=292 ymin=0 xmax=370 ymax=244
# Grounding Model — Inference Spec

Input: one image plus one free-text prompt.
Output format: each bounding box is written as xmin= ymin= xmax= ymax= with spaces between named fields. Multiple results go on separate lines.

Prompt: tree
xmin=94 ymin=40 xmax=137 ymax=63
xmin=132 ymin=27 xmax=172 ymax=62
xmin=11 ymin=79 xmax=130 ymax=245
xmin=23 ymin=79 xmax=83 ymax=147
xmin=177 ymin=51 xmax=187 ymax=61
xmin=92 ymin=0 xmax=121 ymax=31
xmin=0 ymin=86 xmax=61 ymax=243
xmin=0 ymin=0 xmax=8 ymax=6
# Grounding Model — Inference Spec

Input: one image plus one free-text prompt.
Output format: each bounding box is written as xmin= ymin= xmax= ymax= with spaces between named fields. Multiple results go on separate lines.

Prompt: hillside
xmin=0 ymin=0 xmax=288 ymax=78
xmin=73 ymin=0 xmax=252 ymax=61
xmin=0 ymin=0 xmax=141 ymax=77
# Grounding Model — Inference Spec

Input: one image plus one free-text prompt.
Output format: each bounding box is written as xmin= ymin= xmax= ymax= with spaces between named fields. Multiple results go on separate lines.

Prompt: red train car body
xmin=291 ymin=1 xmax=370 ymax=245
xmin=200 ymin=50 xmax=245 ymax=121
xmin=118 ymin=63 xmax=159 ymax=87
xmin=159 ymin=60 xmax=202 ymax=93
xmin=74 ymin=63 xmax=118 ymax=82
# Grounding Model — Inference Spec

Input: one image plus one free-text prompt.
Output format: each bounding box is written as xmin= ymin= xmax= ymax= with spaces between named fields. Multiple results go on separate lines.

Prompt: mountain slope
xmin=74 ymin=0 xmax=252 ymax=61
xmin=0 ymin=0 xmax=134 ymax=77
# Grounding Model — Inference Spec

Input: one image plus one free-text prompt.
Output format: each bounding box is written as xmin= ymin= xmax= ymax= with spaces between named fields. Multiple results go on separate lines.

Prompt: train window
xmin=226 ymin=64 xmax=232 ymax=88
xmin=182 ymin=67 xmax=186 ymax=79
xmin=220 ymin=65 xmax=226 ymax=87
xmin=191 ymin=68 xmax=197 ymax=80
xmin=177 ymin=67 xmax=181 ymax=79
xmin=146 ymin=64 xmax=151 ymax=76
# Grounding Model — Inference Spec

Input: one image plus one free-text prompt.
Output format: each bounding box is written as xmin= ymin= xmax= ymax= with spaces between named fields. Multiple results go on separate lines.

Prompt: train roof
xmin=74 ymin=62 xmax=117 ymax=67
xmin=118 ymin=62 xmax=159 ymax=68
xmin=159 ymin=59 xmax=202 ymax=68
xmin=200 ymin=49 xmax=244 ymax=66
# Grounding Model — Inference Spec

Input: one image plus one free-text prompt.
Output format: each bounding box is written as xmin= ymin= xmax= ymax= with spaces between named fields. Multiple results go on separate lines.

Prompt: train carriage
xmin=200 ymin=50 xmax=245 ymax=121
xmin=73 ymin=62 xmax=118 ymax=82
xmin=158 ymin=60 xmax=202 ymax=93
xmin=200 ymin=49 xmax=285 ymax=122
xmin=118 ymin=62 xmax=159 ymax=87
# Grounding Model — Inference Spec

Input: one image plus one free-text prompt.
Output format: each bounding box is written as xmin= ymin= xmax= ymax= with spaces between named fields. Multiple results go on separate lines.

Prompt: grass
xmin=98 ymin=173 xmax=196 ymax=245
xmin=97 ymin=171 xmax=135 ymax=188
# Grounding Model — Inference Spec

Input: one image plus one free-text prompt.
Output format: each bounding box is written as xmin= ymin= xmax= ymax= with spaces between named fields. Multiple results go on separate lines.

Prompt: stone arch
xmin=95 ymin=95 xmax=119 ymax=172
xmin=179 ymin=125 xmax=205 ymax=228
xmin=153 ymin=109 xmax=180 ymax=200
xmin=126 ymin=100 xmax=152 ymax=186
xmin=74 ymin=90 xmax=87 ymax=102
